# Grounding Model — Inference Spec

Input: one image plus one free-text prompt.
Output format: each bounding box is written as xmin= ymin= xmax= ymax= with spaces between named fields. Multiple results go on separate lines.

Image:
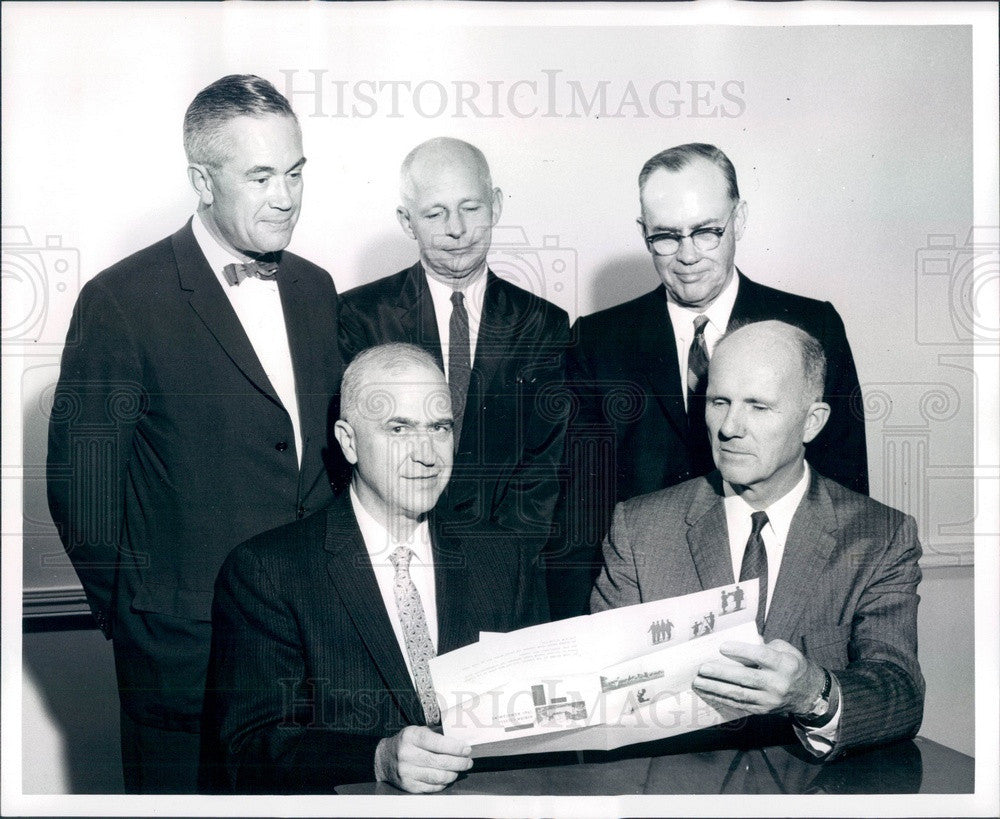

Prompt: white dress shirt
xmin=350 ymin=487 xmax=438 ymax=685
xmin=424 ymin=265 xmax=488 ymax=376
xmin=722 ymin=463 xmax=842 ymax=753
xmin=666 ymin=270 xmax=739 ymax=410
xmin=192 ymin=213 xmax=303 ymax=467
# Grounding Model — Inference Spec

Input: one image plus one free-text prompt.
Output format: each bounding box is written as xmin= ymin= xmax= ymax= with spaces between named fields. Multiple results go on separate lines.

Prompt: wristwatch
xmin=802 ymin=668 xmax=833 ymax=719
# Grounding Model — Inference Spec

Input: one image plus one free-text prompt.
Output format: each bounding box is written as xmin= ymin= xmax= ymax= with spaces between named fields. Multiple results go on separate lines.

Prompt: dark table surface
xmin=336 ymin=736 xmax=973 ymax=795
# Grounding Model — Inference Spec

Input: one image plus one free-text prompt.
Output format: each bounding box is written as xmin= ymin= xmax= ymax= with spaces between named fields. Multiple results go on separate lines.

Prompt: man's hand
xmin=374 ymin=725 xmax=473 ymax=793
xmin=692 ymin=639 xmax=826 ymax=716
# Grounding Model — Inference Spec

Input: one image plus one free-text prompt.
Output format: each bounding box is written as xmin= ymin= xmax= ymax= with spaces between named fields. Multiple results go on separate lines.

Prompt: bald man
xmin=203 ymin=344 xmax=547 ymax=792
xmin=339 ymin=137 xmax=570 ymax=558
xmin=592 ymin=320 xmax=923 ymax=759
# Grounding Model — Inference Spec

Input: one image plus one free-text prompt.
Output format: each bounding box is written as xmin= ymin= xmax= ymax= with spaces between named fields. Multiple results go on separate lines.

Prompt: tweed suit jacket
xmin=591 ymin=469 xmax=924 ymax=757
xmin=552 ymin=271 xmax=869 ymax=619
xmin=203 ymin=490 xmax=549 ymax=793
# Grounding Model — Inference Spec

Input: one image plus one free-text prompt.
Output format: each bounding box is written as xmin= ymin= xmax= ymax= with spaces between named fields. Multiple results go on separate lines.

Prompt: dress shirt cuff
xmin=792 ymin=673 xmax=842 ymax=757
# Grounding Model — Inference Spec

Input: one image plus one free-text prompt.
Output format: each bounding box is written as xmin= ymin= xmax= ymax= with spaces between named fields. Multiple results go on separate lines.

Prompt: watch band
xmin=802 ymin=668 xmax=832 ymax=718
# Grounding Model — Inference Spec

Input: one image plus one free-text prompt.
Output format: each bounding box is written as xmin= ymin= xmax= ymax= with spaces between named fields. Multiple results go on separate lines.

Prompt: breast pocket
xmin=801 ymin=623 xmax=853 ymax=670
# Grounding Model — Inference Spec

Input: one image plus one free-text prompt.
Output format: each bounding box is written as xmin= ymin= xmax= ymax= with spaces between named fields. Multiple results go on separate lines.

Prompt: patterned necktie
xmin=740 ymin=510 xmax=770 ymax=635
xmin=448 ymin=290 xmax=472 ymax=451
xmin=687 ymin=314 xmax=710 ymax=397
xmin=389 ymin=545 xmax=440 ymax=725
xmin=222 ymin=259 xmax=278 ymax=286
xmin=687 ymin=314 xmax=712 ymax=470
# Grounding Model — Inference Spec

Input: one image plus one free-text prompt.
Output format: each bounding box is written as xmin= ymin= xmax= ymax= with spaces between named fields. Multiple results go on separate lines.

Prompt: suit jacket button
xmin=297 ymin=505 xmax=306 ymax=519
xmin=275 ymin=441 xmax=288 ymax=452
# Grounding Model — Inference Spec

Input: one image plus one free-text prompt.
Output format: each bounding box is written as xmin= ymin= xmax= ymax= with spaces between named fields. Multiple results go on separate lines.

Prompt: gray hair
xmin=340 ymin=343 xmax=446 ymax=424
xmin=638 ymin=143 xmax=739 ymax=202
xmin=400 ymin=137 xmax=494 ymax=204
xmin=719 ymin=320 xmax=827 ymax=403
xmin=183 ymin=74 xmax=297 ymax=168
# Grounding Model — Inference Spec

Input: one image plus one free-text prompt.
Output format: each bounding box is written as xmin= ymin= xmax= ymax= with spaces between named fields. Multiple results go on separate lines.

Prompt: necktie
xmin=222 ymin=259 xmax=279 ymax=286
xmin=687 ymin=314 xmax=710 ymax=396
xmin=448 ymin=290 xmax=472 ymax=450
xmin=740 ymin=510 xmax=769 ymax=634
xmin=389 ymin=545 xmax=440 ymax=725
xmin=687 ymin=314 xmax=712 ymax=471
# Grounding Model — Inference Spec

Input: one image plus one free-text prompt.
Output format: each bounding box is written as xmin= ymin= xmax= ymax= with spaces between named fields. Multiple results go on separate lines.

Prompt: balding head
xmin=334 ymin=343 xmax=453 ymax=532
xmin=705 ymin=320 xmax=830 ymax=509
xmin=396 ymin=137 xmax=502 ymax=287
xmin=400 ymin=137 xmax=494 ymax=205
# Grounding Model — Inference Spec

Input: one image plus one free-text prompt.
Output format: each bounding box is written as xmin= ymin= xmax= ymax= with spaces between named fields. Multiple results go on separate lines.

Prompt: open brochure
xmin=429 ymin=580 xmax=763 ymax=757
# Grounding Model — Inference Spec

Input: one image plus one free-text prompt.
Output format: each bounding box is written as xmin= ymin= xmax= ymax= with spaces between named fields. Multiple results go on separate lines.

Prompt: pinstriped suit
xmin=202 ymin=490 xmax=548 ymax=792
xmin=591 ymin=469 xmax=924 ymax=757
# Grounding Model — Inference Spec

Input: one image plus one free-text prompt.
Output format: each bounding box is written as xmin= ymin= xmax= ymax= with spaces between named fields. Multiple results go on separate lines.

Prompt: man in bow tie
xmin=46 ymin=74 xmax=343 ymax=792
xmin=203 ymin=344 xmax=547 ymax=793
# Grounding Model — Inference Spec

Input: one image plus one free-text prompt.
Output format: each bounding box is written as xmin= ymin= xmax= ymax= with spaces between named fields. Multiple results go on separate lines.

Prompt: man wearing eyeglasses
xmin=550 ymin=143 xmax=867 ymax=620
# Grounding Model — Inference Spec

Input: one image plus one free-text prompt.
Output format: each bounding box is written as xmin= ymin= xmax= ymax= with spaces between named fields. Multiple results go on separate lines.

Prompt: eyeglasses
xmin=643 ymin=203 xmax=739 ymax=256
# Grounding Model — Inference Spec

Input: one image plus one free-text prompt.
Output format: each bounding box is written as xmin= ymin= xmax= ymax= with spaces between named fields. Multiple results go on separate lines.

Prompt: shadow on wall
xmin=349 ymin=229 xmax=414 ymax=292
xmin=21 ymin=363 xmax=122 ymax=793
xmin=23 ymin=623 xmax=123 ymax=794
xmin=584 ymin=253 xmax=656 ymax=318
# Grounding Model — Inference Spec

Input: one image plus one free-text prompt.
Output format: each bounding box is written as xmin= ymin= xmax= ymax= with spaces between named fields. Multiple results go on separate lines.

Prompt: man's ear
xmin=732 ymin=199 xmax=748 ymax=242
xmin=802 ymin=401 xmax=831 ymax=444
xmin=636 ymin=217 xmax=647 ymax=243
xmin=490 ymin=187 xmax=503 ymax=225
xmin=188 ymin=164 xmax=214 ymax=206
xmin=333 ymin=419 xmax=359 ymax=465
xmin=396 ymin=205 xmax=415 ymax=239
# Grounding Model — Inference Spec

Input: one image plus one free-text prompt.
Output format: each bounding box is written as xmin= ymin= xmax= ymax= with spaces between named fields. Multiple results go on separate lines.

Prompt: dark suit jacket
xmin=203 ymin=490 xmax=548 ymax=793
xmin=553 ymin=272 xmax=868 ymax=618
xmin=591 ymin=469 xmax=924 ymax=757
xmin=339 ymin=262 xmax=570 ymax=538
xmin=46 ymin=219 xmax=342 ymax=731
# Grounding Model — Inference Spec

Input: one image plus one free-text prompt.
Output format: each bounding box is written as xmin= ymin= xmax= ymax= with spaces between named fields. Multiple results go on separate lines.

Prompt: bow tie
xmin=222 ymin=259 xmax=279 ymax=286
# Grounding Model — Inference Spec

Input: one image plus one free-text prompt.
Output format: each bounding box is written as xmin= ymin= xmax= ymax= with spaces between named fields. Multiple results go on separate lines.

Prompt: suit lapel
xmin=395 ymin=263 xmax=444 ymax=370
xmin=685 ymin=474 xmax=736 ymax=589
xmin=633 ymin=287 xmax=687 ymax=441
xmin=171 ymin=221 xmax=280 ymax=405
xmin=763 ymin=472 xmax=838 ymax=641
xmin=277 ymin=257 xmax=326 ymax=477
xmin=322 ymin=494 xmax=424 ymax=726
xmin=431 ymin=519 xmax=477 ymax=655
xmin=470 ymin=272 xmax=507 ymax=398
xmin=727 ymin=270 xmax=769 ymax=327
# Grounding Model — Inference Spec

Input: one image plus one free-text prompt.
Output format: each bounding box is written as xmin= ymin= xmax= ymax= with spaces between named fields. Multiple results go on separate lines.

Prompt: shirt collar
xmin=349 ymin=484 xmax=433 ymax=566
xmin=665 ymin=267 xmax=740 ymax=336
xmin=423 ymin=263 xmax=488 ymax=314
xmin=723 ymin=462 xmax=811 ymax=544
xmin=191 ymin=211 xmax=253 ymax=276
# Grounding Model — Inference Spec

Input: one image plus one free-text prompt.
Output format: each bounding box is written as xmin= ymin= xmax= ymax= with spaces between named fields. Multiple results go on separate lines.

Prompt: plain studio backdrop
xmin=2 ymin=1 xmax=996 ymax=809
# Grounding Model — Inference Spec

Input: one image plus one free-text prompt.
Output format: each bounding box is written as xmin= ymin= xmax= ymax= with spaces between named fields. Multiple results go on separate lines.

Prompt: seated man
xmin=592 ymin=320 xmax=923 ymax=758
xmin=203 ymin=343 xmax=547 ymax=793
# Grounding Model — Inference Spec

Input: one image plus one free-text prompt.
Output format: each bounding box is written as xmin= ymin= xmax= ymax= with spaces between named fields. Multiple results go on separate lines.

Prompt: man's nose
xmin=410 ymin=432 xmax=437 ymax=465
xmin=718 ymin=404 xmax=745 ymax=439
xmin=268 ymin=177 xmax=293 ymax=210
xmin=675 ymin=234 xmax=700 ymax=264
xmin=443 ymin=210 xmax=465 ymax=239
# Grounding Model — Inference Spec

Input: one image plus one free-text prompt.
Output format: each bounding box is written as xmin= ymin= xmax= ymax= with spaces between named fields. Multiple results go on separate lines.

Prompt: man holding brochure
xmin=592 ymin=320 xmax=924 ymax=757
xmin=203 ymin=344 xmax=546 ymax=793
